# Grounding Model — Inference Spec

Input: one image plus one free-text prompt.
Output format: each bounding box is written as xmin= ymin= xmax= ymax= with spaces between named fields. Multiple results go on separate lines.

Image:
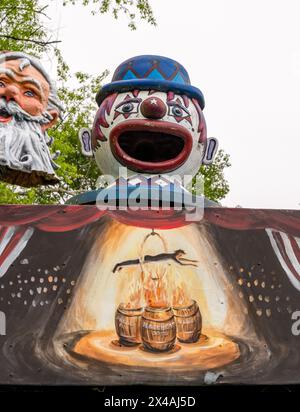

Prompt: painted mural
xmin=0 ymin=205 xmax=299 ymax=385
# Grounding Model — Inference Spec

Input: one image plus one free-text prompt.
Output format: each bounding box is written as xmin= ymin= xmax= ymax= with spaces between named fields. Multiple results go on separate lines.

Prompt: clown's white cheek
xmin=184 ymin=120 xmax=194 ymax=131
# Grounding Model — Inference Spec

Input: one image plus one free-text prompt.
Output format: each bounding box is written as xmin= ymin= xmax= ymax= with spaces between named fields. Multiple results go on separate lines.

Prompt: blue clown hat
xmin=96 ymin=55 xmax=205 ymax=109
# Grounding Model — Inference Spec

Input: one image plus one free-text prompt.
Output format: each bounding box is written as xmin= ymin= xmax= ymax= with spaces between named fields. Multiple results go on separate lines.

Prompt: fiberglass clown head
xmin=80 ymin=55 xmax=218 ymax=184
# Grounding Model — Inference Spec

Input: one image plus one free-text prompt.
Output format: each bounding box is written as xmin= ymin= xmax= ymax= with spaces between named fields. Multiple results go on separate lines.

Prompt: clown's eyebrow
xmin=167 ymin=100 xmax=190 ymax=113
xmin=115 ymin=97 xmax=141 ymax=109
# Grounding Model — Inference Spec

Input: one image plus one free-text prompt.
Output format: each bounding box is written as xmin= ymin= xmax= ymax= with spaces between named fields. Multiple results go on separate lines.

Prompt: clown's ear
xmin=79 ymin=128 xmax=93 ymax=157
xmin=202 ymin=137 xmax=218 ymax=165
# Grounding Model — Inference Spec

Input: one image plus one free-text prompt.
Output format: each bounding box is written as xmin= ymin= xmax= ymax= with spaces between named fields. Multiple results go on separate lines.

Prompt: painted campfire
xmin=112 ymin=231 xmax=202 ymax=352
xmin=53 ymin=220 xmax=259 ymax=373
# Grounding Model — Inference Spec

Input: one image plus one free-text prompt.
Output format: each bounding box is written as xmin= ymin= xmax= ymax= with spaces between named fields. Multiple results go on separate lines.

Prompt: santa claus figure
xmin=0 ymin=51 xmax=63 ymax=187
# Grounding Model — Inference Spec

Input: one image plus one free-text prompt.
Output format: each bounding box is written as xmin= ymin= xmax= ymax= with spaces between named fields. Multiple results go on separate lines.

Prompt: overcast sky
xmin=45 ymin=0 xmax=300 ymax=209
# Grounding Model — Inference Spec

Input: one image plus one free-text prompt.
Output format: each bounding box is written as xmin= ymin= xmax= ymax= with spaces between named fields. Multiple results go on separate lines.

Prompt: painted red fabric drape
xmin=0 ymin=205 xmax=299 ymax=234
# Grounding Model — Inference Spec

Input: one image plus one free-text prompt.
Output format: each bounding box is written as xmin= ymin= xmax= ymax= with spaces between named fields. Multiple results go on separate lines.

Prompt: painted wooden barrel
xmin=115 ymin=304 xmax=143 ymax=346
xmin=141 ymin=306 xmax=177 ymax=352
xmin=173 ymin=300 xmax=202 ymax=343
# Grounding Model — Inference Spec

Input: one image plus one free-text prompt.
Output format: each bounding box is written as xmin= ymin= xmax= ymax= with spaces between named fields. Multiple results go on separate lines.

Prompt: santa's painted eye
xmin=24 ymin=90 xmax=36 ymax=97
xmin=115 ymin=98 xmax=141 ymax=115
xmin=0 ymin=81 xmax=5 ymax=88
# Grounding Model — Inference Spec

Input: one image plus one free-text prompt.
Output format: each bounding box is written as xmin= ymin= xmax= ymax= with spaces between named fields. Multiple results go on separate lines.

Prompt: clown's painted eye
xmin=122 ymin=102 xmax=134 ymax=112
xmin=0 ymin=81 xmax=5 ymax=88
xmin=167 ymin=102 xmax=190 ymax=119
xmin=172 ymin=106 xmax=184 ymax=117
xmin=115 ymin=98 xmax=141 ymax=115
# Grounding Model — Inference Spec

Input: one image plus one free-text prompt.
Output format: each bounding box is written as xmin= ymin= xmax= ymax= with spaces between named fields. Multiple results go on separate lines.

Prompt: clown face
xmin=80 ymin=90 xmax=217 ymax=182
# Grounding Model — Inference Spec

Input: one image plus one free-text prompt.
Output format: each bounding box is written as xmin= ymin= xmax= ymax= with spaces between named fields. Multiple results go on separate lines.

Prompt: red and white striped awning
xmin=0 ymin=207 xmax=299 ymax=291
xmin=0 ymin=226 xmax=34 ymax=278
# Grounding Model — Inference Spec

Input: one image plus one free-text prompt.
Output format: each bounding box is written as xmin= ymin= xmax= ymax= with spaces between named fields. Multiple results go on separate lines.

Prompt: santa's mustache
xmin=0 ymin=97 xmax=53 ymax=125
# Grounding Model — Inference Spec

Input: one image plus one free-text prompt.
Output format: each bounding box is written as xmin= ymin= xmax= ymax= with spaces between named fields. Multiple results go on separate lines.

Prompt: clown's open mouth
xmin=0 ymin=108 xmax=12 ymax=123
xmin=110 ymin=120 xmax=193 ymax=173
xmin=119 ymin=132 xmax=184 ymax=162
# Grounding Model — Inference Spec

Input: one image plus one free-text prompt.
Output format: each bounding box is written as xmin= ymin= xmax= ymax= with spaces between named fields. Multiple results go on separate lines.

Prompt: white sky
xmin=44 ymin=0 xmax=300 ymax=209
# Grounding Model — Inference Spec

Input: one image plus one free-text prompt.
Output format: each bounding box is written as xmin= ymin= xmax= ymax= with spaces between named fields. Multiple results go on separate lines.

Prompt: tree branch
xmin=17 ymin=187 xmax=81 ymax=196
xmin=0 ymin=35 xmax=61 ymax=46
xmin=0 ymin=5 xmax=50 ymax=18
xmin=0 ymin=6 xmax=17 ymax=25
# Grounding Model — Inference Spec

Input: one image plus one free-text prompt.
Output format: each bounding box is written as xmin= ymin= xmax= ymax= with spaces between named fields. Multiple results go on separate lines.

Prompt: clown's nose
xmin=140 ymin=97 xmax=167 ymax=119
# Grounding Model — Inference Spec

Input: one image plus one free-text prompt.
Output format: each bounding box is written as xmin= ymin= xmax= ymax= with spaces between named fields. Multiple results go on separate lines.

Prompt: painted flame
xmin=172 ymin=283 xmax=191 ymax=307
xmin=123 ymin=262 xmax=192 ymax=309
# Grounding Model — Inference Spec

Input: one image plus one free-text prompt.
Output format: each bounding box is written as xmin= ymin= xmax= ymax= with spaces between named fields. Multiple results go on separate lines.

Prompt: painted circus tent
xmin=0 ymin=52 xmax=299 ymax=385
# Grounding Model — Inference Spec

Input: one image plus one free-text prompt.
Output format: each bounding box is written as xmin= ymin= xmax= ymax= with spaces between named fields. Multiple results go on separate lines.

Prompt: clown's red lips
xmin=110 ymin=120 xmax=193 ymax=173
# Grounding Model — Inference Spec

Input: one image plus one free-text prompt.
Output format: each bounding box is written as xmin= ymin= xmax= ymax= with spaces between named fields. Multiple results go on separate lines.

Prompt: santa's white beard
xmin=0 ymin=117 xmax=59 ymax=187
